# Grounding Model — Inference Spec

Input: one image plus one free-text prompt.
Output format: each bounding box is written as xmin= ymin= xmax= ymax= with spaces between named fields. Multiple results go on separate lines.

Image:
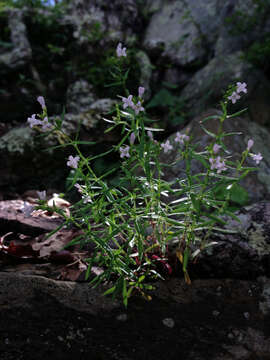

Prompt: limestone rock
xmin=180 ymin=52 xmax=270 ymax=125
xmin=143 ymin=0 xmax=206 ymax=67
xmin=0 ymin=9 xmax=32 ymax=73
xmin=161 ymin=109 xmax=270 ymax=203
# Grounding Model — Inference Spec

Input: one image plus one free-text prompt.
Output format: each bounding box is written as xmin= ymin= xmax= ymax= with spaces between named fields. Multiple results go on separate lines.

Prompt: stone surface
xmin=143 ymin=0 xmax=206 ymax=67
xmin=180 ymin=51 xmax=270 ymax=121
xmin=0 ymin=273 xmax=269 ymax=360
xmin=0 ymin=200 xmax=63 ymax=236
xmin=63 ymin=0 xmax=141 ymax=48
xmin=0 ymin=8 xmax=32 ymax=73
xmin=161 ymin=109 xmax=270 ymax=203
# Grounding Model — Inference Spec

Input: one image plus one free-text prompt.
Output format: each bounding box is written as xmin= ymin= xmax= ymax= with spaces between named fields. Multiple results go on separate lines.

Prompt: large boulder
xmin=0 ymin=8 xmax=32 ymax=73
xmin=143 ymin=0 xmax=207 ymax=67
xmin=180 ymin=52 xmax=270 ymax=127
xmin=62 ymin=0 xmax=141 ymax=48
xmin=160 ymin=109 xmax=270 ymax=203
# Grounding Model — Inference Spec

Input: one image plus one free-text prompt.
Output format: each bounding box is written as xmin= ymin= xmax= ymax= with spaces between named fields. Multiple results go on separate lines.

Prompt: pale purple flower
xmin=67 ymin=155 xmax=80 ymax=169
xmin=37 ymin=190 xmax=46 ymax=200
xmin=213 ymin=143 xmax=221 ymax=154
xmin=138 ymin=86 xmax=145 ymax=98
xmin=161 ymin=140 xmax=173 ymax=153
xmin=116 ymin=43 xmax=127 ymax=57
xmin=130 ymin=132 xmax=136 ymax=145
xmin=250 ymin=152 xmax=263 ymax=164
xmin=132 ymin=101 xmax=144 ymax=115
xmin=175 ymin=132 xmax=189 ymax=144
xmin=37 ymin=96 xmax=46 ymax=110
xmin=74 ymin=183 xmax=83 ymax=193
xmin=122 ymin=95 xmax=133 ymax=109
xmin=236 ymin=82 xmax=247 ymax=94
xmin=41 ymin=117 xmax=52 ymax=131
xmin=247 ymin=139 xmax=254 ymax=151
xmin=119 ymin=145 xmax=130 ymax=158
xmin=147 ymin=130 xmax=153 ymax=140
xmin=27 ymin=114 xmax=42 ymax=128
xmin=209 ymin=156 xmax=227 ymax=173
xmin=228 ymin=91 xmax=240 ymax=104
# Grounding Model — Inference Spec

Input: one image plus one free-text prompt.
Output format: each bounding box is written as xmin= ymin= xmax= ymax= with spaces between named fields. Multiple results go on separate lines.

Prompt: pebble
xmin=212 ymin=310 xmax=220 ymax=317
xmin=243 ymin=312 xmax=250 ymax=320
xmin=116 ymin=313 xmax=128 ymax=322
xmin=162 ymin=318 xmax=175 ymax=328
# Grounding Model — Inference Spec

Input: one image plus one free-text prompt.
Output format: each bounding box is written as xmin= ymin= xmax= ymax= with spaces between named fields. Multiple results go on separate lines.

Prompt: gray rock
xmin=161 ymin=109 xmax=270 ymax=203
xmin=0 ymin=272 xmax=118 ymax=315
xmin=193 ymin=201 xmax=270 ymax=278
xmin=180 ymin=52 xmax=270 ymax=124
xmin=0 ymin=126 xmax=34 ymax=155
xmin=135 ymin=50 xmax=152 ymax=101
xmin=215 ymin=0 xmax=270 ymax=56
xmin=143 ymin=0 xmax=206 ymax=67
xmin=62 ymin=0 xmax=140 ymax=47
xmin=66 ymin=79 xmax=97 ymax=114
xmin=0 ymin=9 xmax=32 ymax=73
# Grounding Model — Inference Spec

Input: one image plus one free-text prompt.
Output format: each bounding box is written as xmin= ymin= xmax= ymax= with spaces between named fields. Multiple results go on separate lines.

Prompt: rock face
xmin=188 ymin=201 xmax=270 ymax=279
xmin=160 ymin=109 xmax=270 ymax=203
xmin=0 ymin=271 xmax=269 ymax=360
xmin=0 ymin=0 xmax=270 ymax=196
xmin=63 ymin=0 xmax=141 ymax=47
xmin=181 ymin=52 xmax=270 ymax=123
xmin=143 ymin=1 xmax=207 ymax=67
xmin=0 ymin=9 xmax=32 ymax=73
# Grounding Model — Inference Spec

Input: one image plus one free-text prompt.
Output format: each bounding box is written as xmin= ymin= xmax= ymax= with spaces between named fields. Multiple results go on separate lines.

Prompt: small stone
xmin=243 ymin=312 xmax=250 ymax=320
xmin=116 ymin=313 xmax=128 ymax=322
xmin=212 ymin=310 xmax=220 ymax=317
xmin=57 ymin=336 xmax=64 ymax=342
xmin=162 ymin=318 xmax=175 ymax=328
xmin=4 ymin=338 xmax=9 ymax=345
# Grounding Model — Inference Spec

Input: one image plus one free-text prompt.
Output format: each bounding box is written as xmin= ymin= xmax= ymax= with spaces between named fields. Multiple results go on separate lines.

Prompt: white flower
xmin=130 ymin=132 xmax=136 ymax=145
xmin=175 ymin=132 xmax=189 ymax=144
xmin=247 ymin=139 xmax=254 ymax=151
xmin=228 ymin=91 xmax=240 ymax=104
xmin=138 ymin=86 xmax=145 ymax=98
xmin=67 ymin=155 xmax=80 ymax=169
xmin=116 ymin=43 xmax=127 ymax=57
xmin=213 ymin=143 xmax=221 ymax=154
xmin=161 ymin=140 xmax=173 ymax=153
xmin=132 ymin=101 xmax=144 ymax=115
xmin=41 ymin=117 xmax=52 ymax=131
xmin=209 ymin=156 xmax=227 ymax=173
xmin=250 ymin=152 xmax=263 ymax=164
xmin=37 ymin=96 xmax=46 ymax=110
xmin=119 ymin=146 xmax=130 ymax=158
xmin=27 ymin=114 xmax=42 ymax=128
xmin=121 ymin=95 xmax=133 ymax=109
xmin=236 ymin=82 xmax=247 ymax=94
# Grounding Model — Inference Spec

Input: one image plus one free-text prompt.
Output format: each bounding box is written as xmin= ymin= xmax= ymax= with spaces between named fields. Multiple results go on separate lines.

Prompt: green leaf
xmin=229 ymin=184 xmax=249 ymax=205
xmin=199 ymin=123 xmax=217 ymax=138
xmin=226 ymin=108 xmax=248 ymax=118
xmin=190 ymin=193 xmax=200 ymax=213
xmin=199 ymin=115 xmax=221 ymax=124
xmin=103 ymin=286 xmax=116 ymax=296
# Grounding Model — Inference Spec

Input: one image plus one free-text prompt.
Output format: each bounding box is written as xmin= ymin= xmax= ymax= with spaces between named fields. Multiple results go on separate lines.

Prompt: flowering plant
xmin=27 ymin=44 xmax=262 ymax=306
